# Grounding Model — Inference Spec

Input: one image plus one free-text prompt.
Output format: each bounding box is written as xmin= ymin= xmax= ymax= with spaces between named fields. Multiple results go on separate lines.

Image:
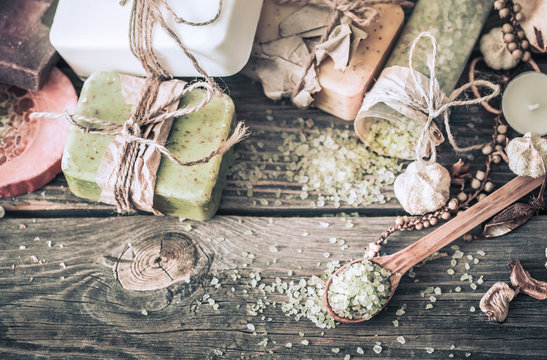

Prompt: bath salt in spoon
xmin=323 ymin=175 xmax=545 ymax=323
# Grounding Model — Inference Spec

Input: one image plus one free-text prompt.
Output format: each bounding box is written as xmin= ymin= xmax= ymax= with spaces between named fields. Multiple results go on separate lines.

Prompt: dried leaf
xmin=449 ymin=159 xmax=470 ymax=177
xmin=482 ymin=203 xmax=536 ymax=238
xmin=449 ymin=159 xmax=472 ymax=190
xmin=479 ymin=282 xmax=518 ymax=323
xmin=508 ymin=260 xmax=547 ymax=300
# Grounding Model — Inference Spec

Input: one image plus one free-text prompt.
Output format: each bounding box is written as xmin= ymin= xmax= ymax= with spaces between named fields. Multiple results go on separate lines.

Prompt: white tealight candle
xmin=502 ymin=72 xmax=547 ymax=136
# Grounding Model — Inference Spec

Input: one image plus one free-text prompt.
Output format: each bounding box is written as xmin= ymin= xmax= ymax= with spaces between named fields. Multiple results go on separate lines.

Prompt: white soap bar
xmin=50 ymin=0 xmax=263 ymax=77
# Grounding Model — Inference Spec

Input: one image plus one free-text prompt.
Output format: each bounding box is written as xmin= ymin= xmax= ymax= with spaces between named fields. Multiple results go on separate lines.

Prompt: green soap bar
xmin=62 ymin=71 xmax=235 ymax=220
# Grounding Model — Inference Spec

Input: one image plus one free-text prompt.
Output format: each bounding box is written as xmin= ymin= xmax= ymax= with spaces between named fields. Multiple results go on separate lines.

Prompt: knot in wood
xmin=116 ymin=232 xmax=198 ymax=291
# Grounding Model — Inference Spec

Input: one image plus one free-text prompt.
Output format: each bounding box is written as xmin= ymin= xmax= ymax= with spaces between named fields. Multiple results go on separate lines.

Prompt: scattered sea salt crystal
xmin=425 ymin=347 xmax=435 ymax=354
xmin=19 ymin=245 xmax=26 ymax=250
xmin=269 ymin=246 xmax=278 ymax=253
xmin=357 ymin=347 xmax=364 ymax=354
xmin=246 ymin=323 xmax=255 ymax=331
xmin=373 ymin=345 xmax=382 ymax=354
xmin=397 ymin=336 xmax=406 ymax=344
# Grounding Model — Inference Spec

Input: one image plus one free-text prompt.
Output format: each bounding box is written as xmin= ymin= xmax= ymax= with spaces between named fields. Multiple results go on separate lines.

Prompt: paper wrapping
xmin=96 ymin=75 xmax=186 ymax=214
xmin=354 ymin=66 xmax=445 ymax=159
xmin=247 ymin=3 xmax=370 ymax=108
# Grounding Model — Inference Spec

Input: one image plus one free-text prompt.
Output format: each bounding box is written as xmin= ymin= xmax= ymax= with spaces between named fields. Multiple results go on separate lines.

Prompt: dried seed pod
xmin=513 ymin=3 xmax=522 ymax=13
xmin=484 ymin=181 xmax=495 ymax=193
xmin=448 ymin=198 xmax=459 ymax=211
xmin=480 ymin=27 xmax=519 ymax=70
xmin=506 ymin=132 xmax=547 ymax=178
xmin=522 ymin=51 xmax=531 ymax=62
xmin=480 ymin=282 xmax=518 ymax=323
xmin=507 ymin=41 xmax=518 ymax=51
xmin=482 ymin=202 xmax=536 ymax=238
xmin=482 ymin=144 xmax=493 ymax=155
xmin=508 ymin=260 xmax=547 ymax=300
xmin=499 ymin=7 xmax=510 ymax=17
xmin=511 ymin=49 xmax=523 ymax=60
xmin=475 ymin=170 xmax=486 ymax=181
xmin=471 ymin=178 xmax=482 ymax=190
xmin=494 ymin=0 xmax=504 ymax=10
xmin=504 ymin=33 xmax=515 ymax=42
xmin=515 ymin=12 xmax=525 ymax=22
xmin=497 ymin=125 xmax=508 ymax=134
xmin=457 ymin=192 xmax=468 ymax=202
xmin=520 ymin=40 xmax=529 ymax=49
xmin=394 ymin=161 xmax=451 ymax=215
xmin=496 ymin=134 xmax=507 ymax=144
xmin=502 ymin=23 xmax=514 ymax=33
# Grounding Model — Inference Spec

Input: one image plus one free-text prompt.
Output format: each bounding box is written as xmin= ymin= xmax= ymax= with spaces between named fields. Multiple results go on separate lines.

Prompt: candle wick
xmin=528 ymin=103 xmax=540 ymax=111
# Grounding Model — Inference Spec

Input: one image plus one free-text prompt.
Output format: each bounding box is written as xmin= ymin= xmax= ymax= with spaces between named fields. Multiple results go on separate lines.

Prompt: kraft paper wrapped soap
xmin=49 ymin=0 xmax=263 ymax=77
xmin=62 ymin=72 xmax=236 ymax=220
xmin=246 ymin=0 xmax=404 ymax=120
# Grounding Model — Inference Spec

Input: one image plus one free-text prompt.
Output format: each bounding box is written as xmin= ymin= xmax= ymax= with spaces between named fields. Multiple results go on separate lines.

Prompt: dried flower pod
xmin=480 ymin=27 xmax=520 ymax=70
xmin=508 ymin=260 xmax=547 ymax=300
xmin=482 ymin=202 xmax=536 ymax=238
xmin=506 ymin=132 xmax=547 ymax=178
xmin=480 ymin=282 xmax=518 ymax=323
xmin=394 ymin=161 xmax=451 ymax=215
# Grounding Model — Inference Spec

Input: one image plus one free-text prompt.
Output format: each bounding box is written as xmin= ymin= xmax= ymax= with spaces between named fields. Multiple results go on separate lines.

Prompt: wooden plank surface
xmin=1 ymin=216 xmax=546 ymax=359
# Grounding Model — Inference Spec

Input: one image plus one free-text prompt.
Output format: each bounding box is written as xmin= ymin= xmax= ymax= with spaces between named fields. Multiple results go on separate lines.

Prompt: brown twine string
xmin=404 ymin=33 xmax=501 ymax=163
xmin=468 ymin=56 xmax=541 ymax=115
xmin=277 ymin=0 xmax=412 ymax=102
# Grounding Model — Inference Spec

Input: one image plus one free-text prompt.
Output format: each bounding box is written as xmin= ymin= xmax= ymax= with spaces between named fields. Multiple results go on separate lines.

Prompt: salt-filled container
xmin=49 ymin=0 xmax=263 ymax=78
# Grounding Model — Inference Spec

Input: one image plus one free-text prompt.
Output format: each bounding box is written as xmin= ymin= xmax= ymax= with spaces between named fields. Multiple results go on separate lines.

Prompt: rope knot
xmin=333 ymin=0 xmax=378 ymax=27
xmin=408 ymin=32 xmax=501 ymax=163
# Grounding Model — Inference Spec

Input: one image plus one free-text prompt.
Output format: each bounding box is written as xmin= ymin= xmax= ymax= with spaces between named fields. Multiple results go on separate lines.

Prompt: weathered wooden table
xmin=1 ymin=14 xmax=547 ymax=360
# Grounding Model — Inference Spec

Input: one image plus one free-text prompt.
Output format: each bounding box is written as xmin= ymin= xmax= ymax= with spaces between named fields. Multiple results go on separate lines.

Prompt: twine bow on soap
xmin=405 ymin=32 xmax=501 ymax=163
xmin=31 ymin=0 xmax=248 ymax=215
xmin=277 ymin=0 xmax=411 ymax=106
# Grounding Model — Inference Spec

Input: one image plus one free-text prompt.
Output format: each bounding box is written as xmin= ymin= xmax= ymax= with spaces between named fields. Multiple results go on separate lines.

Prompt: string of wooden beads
xmin=494 ymin=0 xmax=531 ymax=62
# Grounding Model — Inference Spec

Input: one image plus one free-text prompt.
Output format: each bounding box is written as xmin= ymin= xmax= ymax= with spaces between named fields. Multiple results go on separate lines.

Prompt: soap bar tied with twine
xmin=388 ymin=33 xmax=501 ymax=215
xmin=255 ymin=0 xmax=411 ymax=108
xmin=31 ymin=0 xmax=248 ymax=215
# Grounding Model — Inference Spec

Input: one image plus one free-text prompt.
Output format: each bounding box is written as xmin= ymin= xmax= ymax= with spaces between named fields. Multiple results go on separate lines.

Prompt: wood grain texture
xmin=1 ymin=216 xmax=546 ymax=359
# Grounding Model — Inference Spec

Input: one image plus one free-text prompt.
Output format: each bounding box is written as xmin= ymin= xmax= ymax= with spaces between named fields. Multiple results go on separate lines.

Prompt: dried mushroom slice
xmin=508 ymin=260 xmax=547 ymax=300
xmin=479 ymin=282 xmax=518 ymax=323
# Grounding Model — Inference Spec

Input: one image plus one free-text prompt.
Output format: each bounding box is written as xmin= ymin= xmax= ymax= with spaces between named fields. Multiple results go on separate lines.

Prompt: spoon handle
xmin=387 ymin=175 xmax=545 ymax=275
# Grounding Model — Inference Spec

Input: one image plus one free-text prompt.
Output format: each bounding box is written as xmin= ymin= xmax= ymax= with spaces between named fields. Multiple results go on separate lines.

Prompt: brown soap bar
xmin=0 ymin=0 xmax=58 ymax=91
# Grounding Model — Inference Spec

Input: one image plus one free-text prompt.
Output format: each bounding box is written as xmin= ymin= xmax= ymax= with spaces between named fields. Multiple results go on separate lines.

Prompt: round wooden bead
xmin=503 ymin=33 xmax=515 ymax=42
xmin=511 ymin=49 xmax=523 ymax=60
xmin=499 ymin=8 xmax=510 ymax=17
xmin=502 ymin=23 xmax=514 ymax=33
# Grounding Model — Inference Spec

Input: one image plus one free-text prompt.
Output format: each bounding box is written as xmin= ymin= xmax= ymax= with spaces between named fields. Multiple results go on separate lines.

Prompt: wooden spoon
xmin=323 ymin=175 xmax=545 ymax=323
